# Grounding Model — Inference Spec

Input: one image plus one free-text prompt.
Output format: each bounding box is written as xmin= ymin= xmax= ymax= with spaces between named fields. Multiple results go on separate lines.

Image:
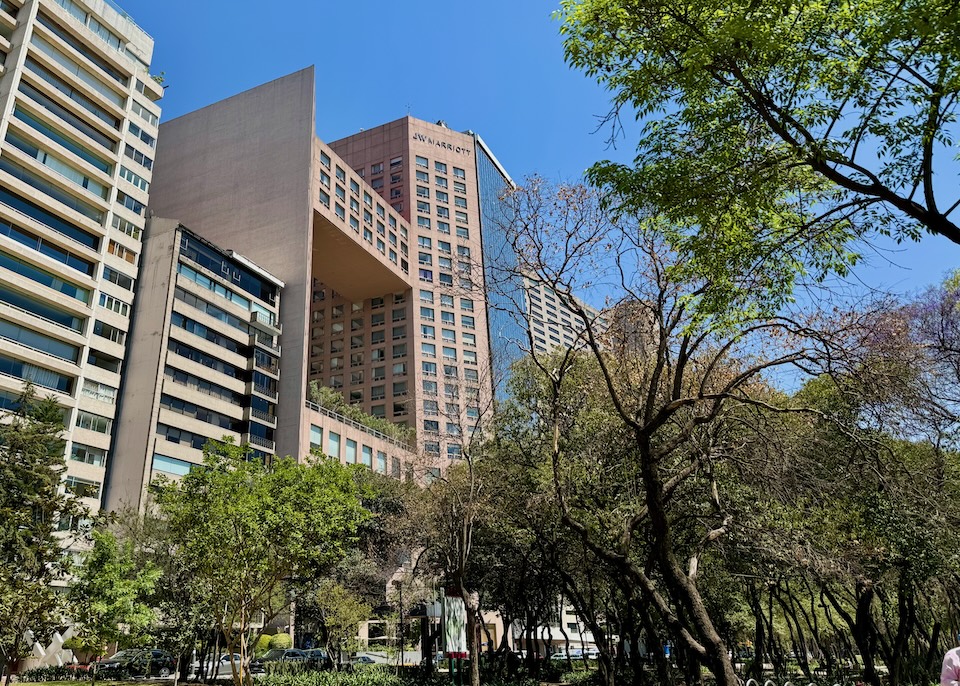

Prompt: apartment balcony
xmin=244 ymin=406 xmax=277 ymax=428
xmin=249 ymin=310 xmax=281 ymax=336
xmin=250 ymin=331 xmax=280 ymax=354
xmin=242 ymin=433 xmax=275 ymax=452
xmin=248 ymin=381 xmax=278 ymax=402
xmin=248 ymin=355 xmax=279 ymax=379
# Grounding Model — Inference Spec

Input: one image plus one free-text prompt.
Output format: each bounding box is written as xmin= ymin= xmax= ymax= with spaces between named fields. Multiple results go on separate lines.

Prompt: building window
xmin=70 ymin=443 xmax=107 ymax=467
xmin=327 ymin=432 xmax=341 ymax=458
xmin=415 ymin=156 xmax=428 ymax=168
xmin=64 ymin=476 xmax=101 ymax=499
xmin=435 ymin=161 xmax=447 ymax=173
xmin=310 ymin=425 xmax=323 ymax=452
xmin=453 ymin=167 xmax=466 ymax=179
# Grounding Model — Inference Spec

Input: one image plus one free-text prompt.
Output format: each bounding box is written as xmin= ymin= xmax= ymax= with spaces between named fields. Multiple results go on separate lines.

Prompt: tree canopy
xmin=152 ymin=441 xmax=370 ymax=686
xmin=558 ymin=0 xmax=960 ymax=314
xmin=0 ymin=385 xmax=86 ymax=683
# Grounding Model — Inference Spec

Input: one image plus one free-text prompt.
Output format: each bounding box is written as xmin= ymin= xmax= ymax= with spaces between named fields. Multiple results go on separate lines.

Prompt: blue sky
xmin=117 ymin=0 xmax=958 ymax=299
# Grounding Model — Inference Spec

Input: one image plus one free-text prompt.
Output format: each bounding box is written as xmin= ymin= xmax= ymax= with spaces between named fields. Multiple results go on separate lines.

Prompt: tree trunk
xmin=465 ymin=593 xmax=480 ymax=686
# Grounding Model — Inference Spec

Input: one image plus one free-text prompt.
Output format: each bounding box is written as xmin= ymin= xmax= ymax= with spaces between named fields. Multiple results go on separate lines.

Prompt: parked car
xmin=191 ymin=653 xmax=242 ymax=677
xmin=583 ymin=647 xmax=600 ymax=660
xmin=550 ymin=649 xmax=583 ymax=661
xmin=303 ymin=648 xmax=332 ymax=671
xmin=96 ymin=649 xmax=176 ymax=677
xmin=249 ymin=649 xmax=307 ymax=673
xmin=350 ymin=655 xmax=376 ymax=665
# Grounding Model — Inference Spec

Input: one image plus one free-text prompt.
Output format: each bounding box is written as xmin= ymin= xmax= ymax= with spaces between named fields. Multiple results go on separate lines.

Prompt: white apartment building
xmin=0 ymin=0 xmax=161 ymax=518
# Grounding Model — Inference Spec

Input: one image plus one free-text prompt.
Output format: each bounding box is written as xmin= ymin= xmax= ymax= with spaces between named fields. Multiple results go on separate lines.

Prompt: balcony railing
xmin=250 ymin=407 xmax=277 ymax=425
xmin=251 ymin=384 xmax=278 ymax=401
xmin=251 ymin=332 xmax=280 ymax=353
xmin=245 ymin=433 xmax=275 ymax=451
xmin=304 ymin=401 xmax=413 ymax=452
xmin=250 ymin=310 xmax=281 ymax=334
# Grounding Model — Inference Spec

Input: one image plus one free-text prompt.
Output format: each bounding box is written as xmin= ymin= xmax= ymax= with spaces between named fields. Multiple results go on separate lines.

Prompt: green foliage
xmin=257 ymin=671 xmax=441 ymax=686
xmin=0 ymin=384 xmax=88 ymax=670
xmin=16 ymin=666 xmax=126 ymax=682
xmin=68 ymin=529 xmax=159 ymax=658
xmin=309 ymin=383 xmax=415 ymax=446
xmin=254 ymin=634 xmax=273 ymax=656
xmin=268 ymin=633 xmax=293 ymax=650
xmin=311 ymin=580 xmax=371 ymax=660
xmin=152 ymin=439 xmax=370 ymax=686
xmin=558 ymin=0 xmax=960 ymax=318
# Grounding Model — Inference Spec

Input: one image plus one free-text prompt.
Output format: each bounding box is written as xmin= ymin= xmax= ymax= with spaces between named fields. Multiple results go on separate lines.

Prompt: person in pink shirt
xmin=943 ymin=646 xmax=960 ymax=686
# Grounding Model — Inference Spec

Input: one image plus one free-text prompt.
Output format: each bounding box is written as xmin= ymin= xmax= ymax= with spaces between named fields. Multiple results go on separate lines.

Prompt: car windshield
xmin=108 ymin=650 xmax=141 ymax=660
xmin=262 ymin=650 xmax=286 ymax=659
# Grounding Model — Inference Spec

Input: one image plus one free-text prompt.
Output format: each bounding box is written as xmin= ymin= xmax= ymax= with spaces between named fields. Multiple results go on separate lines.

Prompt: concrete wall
xmin=104 ymin=217 xmax=177 ymax=511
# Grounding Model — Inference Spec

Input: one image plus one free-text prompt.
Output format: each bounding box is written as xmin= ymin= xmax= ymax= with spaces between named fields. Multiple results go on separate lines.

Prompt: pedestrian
xmin=942 ymin=640 xmax=960 ymax=686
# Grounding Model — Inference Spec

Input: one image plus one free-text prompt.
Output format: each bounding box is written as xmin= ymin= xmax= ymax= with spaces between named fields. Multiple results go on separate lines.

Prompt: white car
xmin=192 ymin=654 xmax=242 ymax=677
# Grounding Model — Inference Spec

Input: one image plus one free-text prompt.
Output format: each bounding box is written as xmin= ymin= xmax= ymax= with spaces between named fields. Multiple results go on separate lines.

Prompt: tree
xmin=152 ymin=440 xmax=370 ymax=686
xmin=311 ymin=580 xmax=371 ymax=667
xmin=111 ymin=508 xmax=218 ymax=684
xmin=68 ymin=529 xmax=159 ymax=682
xmin=491 ymin=179 xmax=888 ymax=686
xmin=558 ymin=0 xmax=960 ymax=315
xmin=0 ymin=384 xmax=86 ymax=685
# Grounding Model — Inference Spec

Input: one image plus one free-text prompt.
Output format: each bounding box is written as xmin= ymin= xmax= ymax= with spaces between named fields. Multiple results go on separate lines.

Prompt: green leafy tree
xmin=490 ymin=180 xmax=894 ymax=686
xmin=152 ymin=440 xmax=369 ymax=686
xmin=68 ymin=529 xmax=159 ymax=682
xmin=559 ymin=0 xmax=960 ymax=316
xmin=111 ymin=508 xmax=218 ymax=684
xmin=312 ymin=580 xmax=371 ymax=667
xmin=0 ymin=384 xmax=86 ymax=685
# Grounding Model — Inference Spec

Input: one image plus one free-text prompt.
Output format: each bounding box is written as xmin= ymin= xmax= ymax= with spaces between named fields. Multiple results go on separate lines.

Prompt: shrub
xmin=269 ymin=633 xmax=294 ymax=650
xmin=255 ymin=634 xmax=273 ymax=656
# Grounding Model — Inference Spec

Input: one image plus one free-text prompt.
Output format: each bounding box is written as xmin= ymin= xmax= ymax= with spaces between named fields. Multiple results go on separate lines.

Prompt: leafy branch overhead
xmin=559 ymin=0 xmax=960 ymax=314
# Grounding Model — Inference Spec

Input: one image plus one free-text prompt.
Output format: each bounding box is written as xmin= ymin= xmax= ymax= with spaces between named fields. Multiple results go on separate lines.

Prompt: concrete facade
xmin=105 ymin=219 xmax=284 ymax=511
xmin=0 ymin=0 xmax=161 ymax=518
xmin=148 ymin=77 xmax=513 ymax=473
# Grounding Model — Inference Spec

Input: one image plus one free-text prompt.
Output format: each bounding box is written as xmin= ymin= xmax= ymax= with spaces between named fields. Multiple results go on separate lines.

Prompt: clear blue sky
xmin=117 ymin=0 xmax=957 ymax=300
